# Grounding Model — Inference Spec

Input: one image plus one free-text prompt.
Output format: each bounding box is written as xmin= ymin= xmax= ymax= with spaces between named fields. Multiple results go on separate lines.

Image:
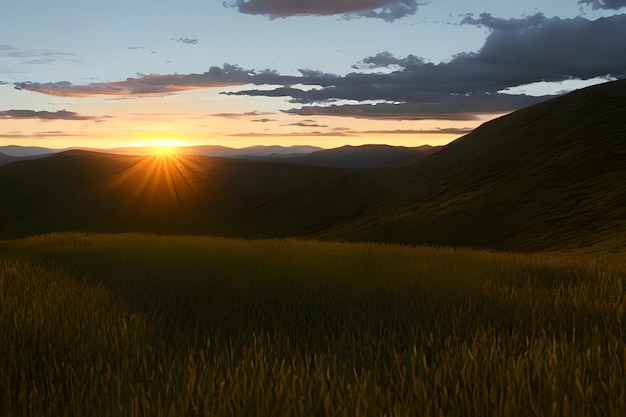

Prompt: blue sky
xmin=1 ymin=0 xmax=625 ymax=149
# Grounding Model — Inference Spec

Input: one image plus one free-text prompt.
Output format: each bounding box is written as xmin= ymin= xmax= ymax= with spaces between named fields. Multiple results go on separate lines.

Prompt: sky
xmin=1 ymin=0 xmax=626 ymax=150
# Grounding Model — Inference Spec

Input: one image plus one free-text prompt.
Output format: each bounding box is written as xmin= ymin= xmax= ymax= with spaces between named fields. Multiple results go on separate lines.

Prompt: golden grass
xmin=1 ymin=233 xmax=625 ymax=416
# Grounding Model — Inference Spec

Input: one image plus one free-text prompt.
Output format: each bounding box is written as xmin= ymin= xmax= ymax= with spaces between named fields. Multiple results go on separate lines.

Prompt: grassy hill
xmin=1 ymin=79 xmax=625 ymax=251
xmin=0 ymin=151 xmax=381 ymax=239
xmin=332 ymin=78 xmax=626 ymax=251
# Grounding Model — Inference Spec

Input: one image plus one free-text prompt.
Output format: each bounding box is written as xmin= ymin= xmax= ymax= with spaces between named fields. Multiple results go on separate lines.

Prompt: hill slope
xmin=271 ymin=144 xmax=441 ymax=168
xmin=326 ymin=79 xmax=626 ymax=250
xmin=0 ymin=151 xmax=382 ymax=238
xmin=1 ymin=79 xmax=625 ymax=251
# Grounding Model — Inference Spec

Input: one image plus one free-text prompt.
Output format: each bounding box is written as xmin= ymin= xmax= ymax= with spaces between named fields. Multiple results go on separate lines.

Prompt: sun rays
xmin=105 ymin=152 xmax=205 ymax=214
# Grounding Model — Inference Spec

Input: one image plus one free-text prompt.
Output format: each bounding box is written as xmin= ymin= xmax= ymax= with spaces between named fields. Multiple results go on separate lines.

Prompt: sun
xmin=149 ymin=139 xmax=182 ymax=156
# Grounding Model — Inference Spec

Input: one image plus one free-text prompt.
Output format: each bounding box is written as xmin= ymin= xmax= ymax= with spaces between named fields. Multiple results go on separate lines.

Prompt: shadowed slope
xmin=0 ymin=150 xmax=381 ymax=238
xmin=268 ymin=144 xmax=442 ymax=168
xmin=327 ymin=79 xmax=626 ymax=251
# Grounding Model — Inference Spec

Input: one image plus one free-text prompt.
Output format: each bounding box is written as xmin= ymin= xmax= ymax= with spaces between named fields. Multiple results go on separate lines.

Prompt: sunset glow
xmin=1 ymin=1 xmax=622 ymax=151
xmin=150 ymin=139 xmax=183 ymax=156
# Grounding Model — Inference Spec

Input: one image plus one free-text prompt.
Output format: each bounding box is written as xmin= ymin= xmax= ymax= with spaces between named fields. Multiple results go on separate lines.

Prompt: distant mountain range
xmin=1 ymin=79 xmax=625 ymax=251
xmin=0 ymin=144 xmax=440 ymax=168
xmin=243 ymin=145 xmax=442 ymax=168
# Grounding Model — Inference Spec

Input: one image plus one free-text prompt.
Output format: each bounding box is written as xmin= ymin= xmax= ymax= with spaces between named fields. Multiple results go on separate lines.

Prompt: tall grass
xmin=1 ymin=232 xmax=625 ymax=416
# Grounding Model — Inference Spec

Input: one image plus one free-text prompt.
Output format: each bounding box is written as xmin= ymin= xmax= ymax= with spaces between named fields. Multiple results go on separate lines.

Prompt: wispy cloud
xmin=0 ymin=130 xmax=82 ymax=139
xmin=282 ymin=120 xmax=329 ymax=128
xmin=211 ymin=111 xmax=273 ymax=119
xmin=128 ymin=46 xmax=157 ymax=54
xmin=0 ymin=110 xmax=104 ymax=121
xmin=226 ymin=0 xmax=427 ymax=21
xmin=172 ymin=37 xmax=199 ymax=45
xmin=228 ymin=126 xmax=470 ymax=138
xmin=15 ymin=64 xmax=267 ymax=97
xmin=578 ymin=0 xmax=626 ymax=10
xmin=0 ymin=44 xmax=79 ymax=66
xmin=359 ymin=128 xmax=474 ymax=135
xmin=230 ymin=131 xmax=351 ymax=137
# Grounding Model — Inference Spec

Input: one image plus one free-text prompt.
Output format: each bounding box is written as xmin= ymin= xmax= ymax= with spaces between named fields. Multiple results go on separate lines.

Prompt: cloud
xmin=283 ymin=121 xmax=329 ymax=128
xmin=0 ymin=110 xmax=102 ymax=121
xmin=280 ymin=92 xmax=549 ymax=119
xmin=15 ymin=64 xmax=278 ymax=97
xmin=251 ymin=118 xmax=275 ymax=122
xmin=229 ymin=14 xmax=626 ymax=118
xmin=284 ymin=104 xmax=482 ymax=121
xmin=229 ymin=131 xmax=351 ymax=137
xmin=128 ymin=46 xmax=157 ymax=54
xmin=0 ymin=130 xmax=82 ymax=139
xmin=460 ymin=12 xmax=548 ymax=31
xmin=228 ymin=126 xmax=470 ymax=138
xmin=172 ymin=38 xmax=199 ymax=45
xmin=0 ymin=44 xmax=79 ymax=65
xmin=578 ymin=0 xmax=626 ymax=10
xmin=226 ymin=0 xmax=425 ymax=21
xmin=212 ymin=110 xmax=273 ymax=119
xmin=16 ymin=14 xmax=626 ymax=121
xmin=359 ymin=128 xmax=474 ymax=135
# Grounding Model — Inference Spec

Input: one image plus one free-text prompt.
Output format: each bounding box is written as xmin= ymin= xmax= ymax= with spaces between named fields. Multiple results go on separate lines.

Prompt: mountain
xmin=1 ymin=79 xmax=625 ymax=251
xmin=274 ymin=144 xmax=442 ymax=168
xmin=0 ymin=145 xmax=62 ymax=157
xmin=69 ymin=145 xmax=323 ymax=158
xmin=0 ymin=152 xmax=15 ymax=166
xmin=0 ymin=151 xmax=53 ymax=166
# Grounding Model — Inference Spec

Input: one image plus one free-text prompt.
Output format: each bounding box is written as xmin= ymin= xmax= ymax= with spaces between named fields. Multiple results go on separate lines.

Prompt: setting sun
xmin=150 ymin=139 xmax=183 ymax=156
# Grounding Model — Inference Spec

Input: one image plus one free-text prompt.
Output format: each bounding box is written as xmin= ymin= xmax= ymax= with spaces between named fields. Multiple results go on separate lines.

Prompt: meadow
xmin=1 ymin=232 xmax=625 ymax=416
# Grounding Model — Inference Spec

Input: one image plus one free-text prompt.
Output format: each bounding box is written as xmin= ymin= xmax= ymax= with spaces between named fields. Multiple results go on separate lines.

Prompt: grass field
xmin=1 ymin=232 xmax=625 ymax=416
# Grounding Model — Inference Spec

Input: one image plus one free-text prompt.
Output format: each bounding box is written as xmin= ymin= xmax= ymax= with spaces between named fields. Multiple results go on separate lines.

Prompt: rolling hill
xmin=1 ymin=79 xmax=625 ymax=251
xmin=262 ymin=144 xmax=442 ymax=168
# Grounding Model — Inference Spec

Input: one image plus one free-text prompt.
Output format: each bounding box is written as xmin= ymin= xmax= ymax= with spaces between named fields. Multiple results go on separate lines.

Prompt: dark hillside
xmin=275 ymin=144 xmax=441 ymax=168
xmin=329 ymin=79 xmax=626 ymax=251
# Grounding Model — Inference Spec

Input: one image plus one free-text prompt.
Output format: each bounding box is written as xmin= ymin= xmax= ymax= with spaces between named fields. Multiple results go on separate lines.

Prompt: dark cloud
xmin=460 ymin=12 xmax=548 ymax=31
xmin=251 ymin=118 xmax=275 ymax=122
xmin=226 ymin=0 xmax=425 ymax=21
xmin=231 ymin=14 xmax=626 ymax=118
xmin=578 ymin=0 xmax=626 ymax=9
xmin=172 ymin=38 xmax=199 ymax=45
xmin=285 ymin=104 xmax=481 ymax=121
xmin=0 ymin=109 xmax=102 ymax=121
xmin=277 ymin=93 xmax=549 ymax=119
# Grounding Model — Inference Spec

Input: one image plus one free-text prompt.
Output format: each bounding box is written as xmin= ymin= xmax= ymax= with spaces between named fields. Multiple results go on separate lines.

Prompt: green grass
xmin=1 ymin=232 xmax=626 ymax=416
